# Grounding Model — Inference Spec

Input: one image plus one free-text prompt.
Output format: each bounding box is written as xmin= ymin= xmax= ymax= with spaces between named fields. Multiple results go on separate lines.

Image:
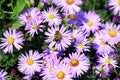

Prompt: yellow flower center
xmin=49 ymin=66 xmax=54 ymax=72
xmin=7 ymin=37 xmax=15 ymax=44
xmin=51 ymin=47 xmax=56 ymax=52
xmin=54 ymin=31 xmax=63 ymax=42
xmin=105 ymin=57 xmax=111 ymax=64
xmin=87 ymin=20 xmax=93 ymax=27
xmin=70 ymin=59 xmax=79 ymax=67
xmin=109 ymin=30 xmax=117 ymax=38
xmin=26 ymin=58 xmax=34 ymax=66
xmin=57 ymin=71 xmax=65 ymax=79
xmin=118 ymin=0 xmax=120 ymax=6
xmin=69 ymin=14 xmax=76 ymax=20
xmin=66 ymin=0 xmax=74 ymax=5
xmin=48 ymin=14 xmax=55 ymax=19
xmin=100 ymin=41 xmax=106 ymax=46
xmin=79 ymin=43 xmax=84 ymax=48
xmin=32 ymin=24 xmax=37 ymax=29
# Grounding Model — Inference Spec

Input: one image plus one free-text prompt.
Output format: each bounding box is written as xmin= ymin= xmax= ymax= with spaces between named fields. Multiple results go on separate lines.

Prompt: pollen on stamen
xmin=57 ymin=71 xmax=65 ymax=79
xmin=66 ymin=0 xmax=74 ymax=5
xmin=7 ymin=37 xmax=15 ymax=44
xmin=87 ymin=20 xmax=93 ymax=27
xmin=48 ymin=14 xmax=55 ymax=19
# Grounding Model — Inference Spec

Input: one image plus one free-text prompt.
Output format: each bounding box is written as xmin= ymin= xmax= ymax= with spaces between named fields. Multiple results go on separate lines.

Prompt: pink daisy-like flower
xmin=101 ymin=22 xmax=120 ymax=46
xmin=25 ymin=19 xmax=43 ymax=37
xmin=43 ymin=47 xmax=59 ymax=59
xmin=62 ymin=52 xmax=90 ymax=77
xmin=75 ymin=38 xmax=90 ymax=53
xmin=49 ymin=62 xmax=73 ymax=80
xmin=109 ymin=0 xmax=120 ymax=16
xmin=95 ymin=64 xmax=110 ymax=77
xmin=98 ymin=53 xmax=118 ymax=69
xmin=18 ymin=50 xmax=42 ymax=75
xmin=41 ymin=57 xmax=60 ymax=80
xmin=82 ymin=11 xmax=101 ymax=34
xmin=93 ymin=32 xmax=114 ymax=54
xmin=42 ymin=7 xmax=61 ymax=27
xmin=0 ymin=70 xmax=8 ymax=80
xmin=0 ymin=29 xmax=24 ymax=53
xmin=45 ymin=26 xmax=71 ymax=51
xmin=18 ymin=7 xmax=41 ymax=25
xmin=58 ymin=0 xmax=82 ymax=14
xmin=69 ymin=29 xmax=84 ymax=42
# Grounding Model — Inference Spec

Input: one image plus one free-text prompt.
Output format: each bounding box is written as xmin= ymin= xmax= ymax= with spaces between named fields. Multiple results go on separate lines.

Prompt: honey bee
xmin=54 ymin=31 xmax=63 ymax=42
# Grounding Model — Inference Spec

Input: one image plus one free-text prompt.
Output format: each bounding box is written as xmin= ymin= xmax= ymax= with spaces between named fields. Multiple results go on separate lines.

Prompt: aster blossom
xmin=92 ymin=32 xmax=114 ymax=54
xmin=101 ymin=22 xmax=120 ymax=46
xmin=25 ymin=19 xmax=43 ymax=37
xmin=97 ymin=53 xmax=118 ymax=70
xmin=69 ymin=29 xmax=85 ymax=42
xmin=18 ymin=7 xmax=41 ymax=25
xmin=42 ymin=7 xmax=61 ymax=27
xmin=45 ymin=26 xmax=71 ymax=51
xmin=82 ymin=11 xmax=101 ymax=34
xmin=58 ymin=0 xmax=82 ymax=14
xmin=48 ymin=62 xmax=73 ymax=80
xmin=18 ymin=50 xmax=42 ymax=75
xmin=62 ymin=52 xmax=90 ymax=77
xmin=109 ymin=0 xmax=120 ymax=16
xmin=41 ymin=57 xmax=60 ymax=80
xmin=75 ymin=38 xmax=90 ymax=53
xmin=0 ymin=70 xmax=8 ymax=80
xmin=0 ymin=29 xmax=24 ymax=53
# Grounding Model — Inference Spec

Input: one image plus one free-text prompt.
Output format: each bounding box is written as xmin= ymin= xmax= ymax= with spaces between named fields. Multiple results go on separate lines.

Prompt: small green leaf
xmin=12 ymin=20 xmax=21 ymax=29
xmin=25 ymin=0 xmax=30 ymax=8
xmin=12 ymin=0 xmax=25 ymax=17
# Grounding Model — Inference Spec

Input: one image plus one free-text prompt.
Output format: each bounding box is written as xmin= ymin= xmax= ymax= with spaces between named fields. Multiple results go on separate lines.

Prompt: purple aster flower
xmin=97 ymin=53 xmax=118 ymax=70
xmin=48 ymin=62 xmax=73 ymax=80
xmin=109 ymin=0 xmax=120 ymax=16
xmin=92 ymin=32 xmax=114 ymax=54
xmin=25 ymin=19 xmax=43 ymax=37
xmin=18 ymin=7 xmax=41 ymax=25
xmin=67 ymin=11 xmax=87 ymax=26
xmin=41 ymin=57 xmax=60 ymax=80
xmin=0 ymin=69 xmax=8 ymax=80
xmin=45 ymin=26 xmax=71 ymax=51
xmin=69 ymin=29 xmax=85 ymax=42
xmin=0 ymin=29 xmax=24 ymax=53
xmin=18 ymin=50 xmax=42 ymax=75
xmin=75 ymin=38 xmax=90 ymax=53
xmin=82 ymin=11 xmax=101 ymax=34
xmin=58 ymin=0 xmax=82 ymax=14
xmin=42 ymin=7 xmax=61 ymax=27
xmin=62 ymin=52 xmax=90 ymax=78
xmin=100 ymin=22 xmax=120 ymax=46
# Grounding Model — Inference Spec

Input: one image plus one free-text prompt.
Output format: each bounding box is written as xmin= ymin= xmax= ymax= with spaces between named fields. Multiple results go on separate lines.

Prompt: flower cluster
xmin=0 ymin=0 xmax=120 ymax=80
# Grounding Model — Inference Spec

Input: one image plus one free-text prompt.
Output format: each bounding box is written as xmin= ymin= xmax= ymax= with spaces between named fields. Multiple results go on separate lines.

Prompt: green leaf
xmin=12 ymin=20 xmax=21 ymax=29
xmin=12 ymin=0 xmax=25 ymax=17
xmin=25 ymin=0 xmax=30 ymax=8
